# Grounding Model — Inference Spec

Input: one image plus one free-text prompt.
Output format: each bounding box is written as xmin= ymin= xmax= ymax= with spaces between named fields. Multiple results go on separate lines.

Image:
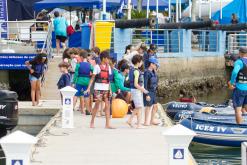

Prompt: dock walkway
xmin=31 ymin=112 xmax=196 ymax=165
xmin=41 ymin=56 xmax=61 ymax=100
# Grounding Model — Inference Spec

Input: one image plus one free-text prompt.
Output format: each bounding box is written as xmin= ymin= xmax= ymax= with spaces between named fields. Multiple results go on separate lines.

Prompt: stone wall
xmin=157 ymin=56 xmax=227 ymax=98
xmin=0 ymin=71 xmax=9 ymax=90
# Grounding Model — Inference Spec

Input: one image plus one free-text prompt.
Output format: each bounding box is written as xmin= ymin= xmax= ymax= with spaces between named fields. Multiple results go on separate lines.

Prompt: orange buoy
xmin=112 ymin=99 xmax=128 ymax=118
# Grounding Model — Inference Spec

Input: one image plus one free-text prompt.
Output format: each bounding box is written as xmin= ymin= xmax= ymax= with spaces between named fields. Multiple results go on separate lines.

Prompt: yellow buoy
xmin=112 ymin=99 xmax=128 ymax=118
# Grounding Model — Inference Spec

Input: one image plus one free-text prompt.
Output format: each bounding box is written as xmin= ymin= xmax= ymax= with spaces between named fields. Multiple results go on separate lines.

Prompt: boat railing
xmin=227 ymin=33 xmax=247 ymax=54
xmin=0 ymin=20 xmax=52 ymax=57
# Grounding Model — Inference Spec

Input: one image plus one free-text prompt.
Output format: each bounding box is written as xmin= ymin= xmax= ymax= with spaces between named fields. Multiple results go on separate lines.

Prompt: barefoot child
xmin=143 ymin=57 xmax=160 ymax=126
xmin=57 ymin=62 xmax=71 ymax=103
xmin=73 ymin=50 xmax=93 ymax=114
xmin=86 ymin=50 xmax=114 ymax=129
xmin=127 ymin=55 xmax=149 ymax=129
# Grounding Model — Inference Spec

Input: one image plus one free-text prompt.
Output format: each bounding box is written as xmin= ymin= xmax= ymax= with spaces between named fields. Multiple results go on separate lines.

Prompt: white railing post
xmin=60 ymin=86 xmax=77 ymax=128
xmin=162 ymin=124 xmax=196 ymax=165
xmin=0 ymin=131 xmax=38 ymax=165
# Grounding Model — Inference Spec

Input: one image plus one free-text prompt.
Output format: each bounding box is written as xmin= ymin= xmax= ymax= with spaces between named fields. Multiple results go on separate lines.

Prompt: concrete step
xmin=15 ymin=100 xmax=60 ymax=135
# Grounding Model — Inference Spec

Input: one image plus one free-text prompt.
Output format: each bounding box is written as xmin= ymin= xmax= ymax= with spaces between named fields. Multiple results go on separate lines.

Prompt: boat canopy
xmin=34 ymin=0 xmax=121 ymax=11
xmin=212 ymin=0 xmax=247 ymax=24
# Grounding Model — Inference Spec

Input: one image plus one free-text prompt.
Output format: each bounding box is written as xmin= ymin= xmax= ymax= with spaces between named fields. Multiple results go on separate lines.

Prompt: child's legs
xmin=56 ymin=39 xmax=60 ymax=56
xmin=136 ymin=108 xmax=142 ymax=127
xmin=84 ymin=97 xmax=92 ymax=113
xmin=30 ymin=80 xmax=37 ymax=106
xmin=73 ymin=96 xmax=78 ymax=109
xmin=36 ymin=80 xmax=41 ymax=104
xmin=74 ymin=84 xmax=83 ymax=110
xmin=90 ymin=100 xmax=100 ymax=127
xmin=151 ymin=104 xmax=158 ymax=124
xmin=144 ymin=106 xmax=151 ymax=125
xmin=104 ymin=98 xmax=111 ymax=127
xmin=80 ymin=97 xmax=85 ymax=113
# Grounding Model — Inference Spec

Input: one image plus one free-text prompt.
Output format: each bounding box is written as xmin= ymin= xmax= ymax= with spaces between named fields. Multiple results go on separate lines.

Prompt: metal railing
xmin=191 ymin=30 xmax=219 ymax=52
xmin=228 ymin=33 xmax=247 ymax=54
xmin=0 ymin=21 xmax=52 ymax=58
xmin=131 ymin=28 xmax=183 ymax=54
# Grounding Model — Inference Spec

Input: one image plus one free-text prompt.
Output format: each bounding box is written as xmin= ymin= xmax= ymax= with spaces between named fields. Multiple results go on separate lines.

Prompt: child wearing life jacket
xmin=143 ymin=57 xmax=160 ymax=126
xmin=25 ymin=53 xmax=47 ymax=106
xmin=127 ymin=55 xmax=149 ymax=129
xmin=57 ymin=62 xmax=71 ymax=103
xmin=86 ymin=50 xmax=114 ymax=129
xmin=73 ymin=49 xmax=93 ymax=115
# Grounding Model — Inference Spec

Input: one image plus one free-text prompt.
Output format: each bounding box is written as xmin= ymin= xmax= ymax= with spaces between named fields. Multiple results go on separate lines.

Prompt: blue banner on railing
xmin=0 ymin=54 xmax=36 ymax=70
xmin=0 ymin=0 xmax=8 ymax=38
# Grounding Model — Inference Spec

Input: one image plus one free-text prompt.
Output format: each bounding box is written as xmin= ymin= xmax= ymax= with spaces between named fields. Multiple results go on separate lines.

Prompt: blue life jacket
xmin=109 ymin=68 xmax=115 ymax=83
xmin=129 ymin=67 xmax=143 ymax=89
xmin=32 ymin=63 xmax=45 ymax=78
xmin=237 ymin=58 xmax=247 ymax=83
xmin=146 ymin=70 xmax=158 ymax=91
xmin=78 ymin=62 xmax=91 ymax=77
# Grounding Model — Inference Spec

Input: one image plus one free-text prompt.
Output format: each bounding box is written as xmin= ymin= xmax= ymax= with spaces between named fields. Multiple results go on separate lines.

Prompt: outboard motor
xmin=0 ymin=90 xmax=18 ymax=137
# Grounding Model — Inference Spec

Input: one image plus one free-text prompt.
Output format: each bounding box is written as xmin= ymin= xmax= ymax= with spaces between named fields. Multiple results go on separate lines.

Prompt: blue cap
xmin=149 ymin=57 xmax=159 ymax=67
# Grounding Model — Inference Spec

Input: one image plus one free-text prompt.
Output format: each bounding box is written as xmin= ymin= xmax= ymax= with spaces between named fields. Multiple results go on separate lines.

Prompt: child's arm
xmin=143 ymin=71 xmax=151 ymax=101
xmin=85 ymin=74 xmax=95 ymax=94
xmin=116 ymin=74 xmax=130 ymax=92
xmin=25 ymin=61 xmax=34 ymax=73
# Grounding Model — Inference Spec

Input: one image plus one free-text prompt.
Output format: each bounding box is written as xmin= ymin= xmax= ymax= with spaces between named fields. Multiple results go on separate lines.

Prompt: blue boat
xmin=165 ymin=101 xmax=233 ymax=120
xmin=180 ymin=117 xmax=247 ymax=147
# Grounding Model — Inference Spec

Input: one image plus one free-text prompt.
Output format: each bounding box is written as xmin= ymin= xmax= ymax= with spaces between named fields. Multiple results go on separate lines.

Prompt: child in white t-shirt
xmin=86 ymin=50 xmax=114 ymax=129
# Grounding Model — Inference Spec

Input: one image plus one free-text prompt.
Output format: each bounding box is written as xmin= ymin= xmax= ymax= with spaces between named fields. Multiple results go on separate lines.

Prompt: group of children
xmin=56 ymin=43 xmax=160 ymax=129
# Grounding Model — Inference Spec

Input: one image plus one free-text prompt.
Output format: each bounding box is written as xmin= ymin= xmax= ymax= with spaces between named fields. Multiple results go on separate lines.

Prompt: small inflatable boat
xmin=180 ymin=117 xmax=247 ymax=147
xmin=164 ymin=101 xmax=233 ymax=120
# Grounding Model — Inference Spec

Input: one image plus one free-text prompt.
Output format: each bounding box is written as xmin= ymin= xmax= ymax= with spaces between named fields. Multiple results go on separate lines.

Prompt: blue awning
xmin=212 ymin=0 xmax=247 ymax=24
xmin=34 ymin=0 xmax=121 ymax=11
xmin=130 ymin=0 xmax=188 ymax=10
xmin=130 ymin=0 xmax=168 ymax=10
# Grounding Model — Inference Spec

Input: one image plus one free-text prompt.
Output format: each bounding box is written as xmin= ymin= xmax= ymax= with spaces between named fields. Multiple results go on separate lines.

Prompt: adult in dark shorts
xmin=143 ymin=57 xmax=159 ymax=126
xmin=228 ymin=47 xmax=247 ymax=124
xmin=53 ymin=11 xmax=68 ymax=56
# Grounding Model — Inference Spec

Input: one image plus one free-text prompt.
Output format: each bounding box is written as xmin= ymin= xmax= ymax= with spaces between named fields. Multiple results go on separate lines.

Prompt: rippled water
xmin=161 ymin=89 xmax=243 ymax=165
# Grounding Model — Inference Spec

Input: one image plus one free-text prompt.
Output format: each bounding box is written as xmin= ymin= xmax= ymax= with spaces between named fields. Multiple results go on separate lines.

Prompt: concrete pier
xmin=15 ymin=100 xmax=60 ymax=135
xmin=30 ymin=112 xmax=197 ymax=165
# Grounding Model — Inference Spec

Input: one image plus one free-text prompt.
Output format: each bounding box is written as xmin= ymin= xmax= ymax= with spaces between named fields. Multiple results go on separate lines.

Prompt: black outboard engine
xmin=0 ymin=90 xmax=18 ymax=137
